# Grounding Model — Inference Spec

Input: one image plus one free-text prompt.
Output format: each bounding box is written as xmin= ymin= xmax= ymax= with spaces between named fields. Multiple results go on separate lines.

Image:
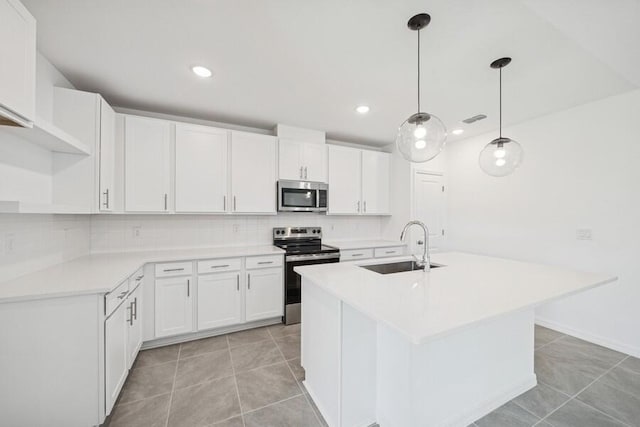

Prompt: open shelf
xmin=2 ymin=115 xmax=91 ymax=155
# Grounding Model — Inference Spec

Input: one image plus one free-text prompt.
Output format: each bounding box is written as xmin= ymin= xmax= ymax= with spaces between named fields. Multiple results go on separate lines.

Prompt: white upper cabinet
xmin=278 ymin=139 xmax=327 ymax=182
xmin=230 ymin=131 xmax=277 ymax=214
xmin=328 ymin=145 xmax=362 ymax=214
xmin=0 ymin=0 xmax=36 ymax=127
xmin=125 ymin=116 xmax=172 ymax=212
xmin=361 ymin=150 xmax=390 ymax=214
xmin=175 ymin=124 xmax=229 ymax=213
xmin=328 ymin=145 xmax=390 ymax=215
xmin=99 ymin=99 xmax=116 ymax=211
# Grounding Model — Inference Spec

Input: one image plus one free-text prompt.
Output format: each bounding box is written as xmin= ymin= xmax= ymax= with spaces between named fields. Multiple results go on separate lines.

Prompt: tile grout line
xmin=268 ymin=327 xmax=325 ymax=427
xmin=227 ymin=334 xmax=246 ymax=427
xmin=163 ymin=345 xmax=181 ymax=427
xmin=534 ymin=355 xmax=631 ymax=427
xmin=534 ymin=333 xmax=567 ymax=352
xmin=241 ymin=392 xmax=306 ymax=417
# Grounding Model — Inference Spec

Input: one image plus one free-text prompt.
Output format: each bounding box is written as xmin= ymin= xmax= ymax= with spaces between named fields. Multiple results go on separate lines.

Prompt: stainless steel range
xmin=273 ymin=227 xmax=340 ymax=325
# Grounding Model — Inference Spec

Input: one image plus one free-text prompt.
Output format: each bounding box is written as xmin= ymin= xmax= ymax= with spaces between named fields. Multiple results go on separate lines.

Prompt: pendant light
xmin=479 ymin=57 xmax=523 ymax=177
xmin=396 ymin=13 xmax=447 ymax=163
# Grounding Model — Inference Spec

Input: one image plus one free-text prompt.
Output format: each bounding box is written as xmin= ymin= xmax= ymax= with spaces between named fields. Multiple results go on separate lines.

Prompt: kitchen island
xmin=295 ymin=252 xmax=616 ymax=427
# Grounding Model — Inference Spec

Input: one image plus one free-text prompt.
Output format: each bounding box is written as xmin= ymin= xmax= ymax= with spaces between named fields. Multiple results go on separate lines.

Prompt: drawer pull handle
xmin=258 ymin=261 xmax=273 ymax=265
xmin=136 ymin=275 xmax=144 ymax=281
xmin=385 ymin=251 xmax=396 ymax=254
xmin=211 ymin=264 xmax=230 ymax=269
xmin=163 ymin=268 xmax=184 ymax=272
xmin=117 ymin=291 xmax=128 ymax=300
xmin=351 ymin=253 xmax=364 ymax=257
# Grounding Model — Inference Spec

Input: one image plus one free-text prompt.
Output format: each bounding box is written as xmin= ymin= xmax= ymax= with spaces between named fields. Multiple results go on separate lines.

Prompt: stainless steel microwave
xmin=277 ymin=180 xmax=328 ymax=212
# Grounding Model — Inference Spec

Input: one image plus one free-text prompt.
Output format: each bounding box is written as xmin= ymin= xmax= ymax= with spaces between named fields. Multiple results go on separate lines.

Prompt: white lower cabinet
xmin=155 ymin=275 xmax=194 ymax=337
xmin=105 ymin=297 xmax=128 ymax=415
xmin=197 ymin=272 xmax=242 ymax=330
xmin=245 ymin=267 xmax=284 ymax=322
xmin=126 ymin=284 xmax=143 ymax=368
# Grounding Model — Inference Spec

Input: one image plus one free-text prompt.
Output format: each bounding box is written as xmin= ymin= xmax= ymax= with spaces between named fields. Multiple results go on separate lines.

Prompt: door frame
xmin=410 ymin=169 xmax=445 ymax=254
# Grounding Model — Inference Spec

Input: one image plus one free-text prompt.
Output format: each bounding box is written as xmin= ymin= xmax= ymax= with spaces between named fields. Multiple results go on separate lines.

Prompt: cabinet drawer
xmin=374 ymin=246 xmax=405 ymax=258
xmin=129 ymin=268 xmax=145 ymax=289
xmin=155 ymin=262 xmax=193 ymax=278
xmin=246 ymin=255 xmax=283 ymax=270
xmin=198 ymin=258 xmax=242 ymax=274
xmin=105 ymin=280 xmax=130 ymax=317
xmin=340 ymin=248 xmax=374 ymax=261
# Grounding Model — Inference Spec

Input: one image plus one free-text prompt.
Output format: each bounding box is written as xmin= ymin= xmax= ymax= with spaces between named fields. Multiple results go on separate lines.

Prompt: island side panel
xmin=341 ymin=302 xmax=377 ymax=427
xmin=377 ymin=309 xmax=537 ymax=427
xmin=301 ymin=277 xmax=342 ymax=427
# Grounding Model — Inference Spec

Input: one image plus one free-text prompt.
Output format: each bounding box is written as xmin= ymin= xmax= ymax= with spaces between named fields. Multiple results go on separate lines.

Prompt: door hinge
xmin=441 ymin=185 xmax=445 ymax=192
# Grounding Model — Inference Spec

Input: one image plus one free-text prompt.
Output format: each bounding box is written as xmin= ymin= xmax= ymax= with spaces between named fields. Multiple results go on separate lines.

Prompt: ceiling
xmin=24 ymin=0 xmax=639 ymax=147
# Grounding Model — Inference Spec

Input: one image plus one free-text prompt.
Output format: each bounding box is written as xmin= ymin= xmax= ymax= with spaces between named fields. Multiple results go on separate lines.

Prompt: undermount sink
xmin=360 ymin=260 xmax=445 ymax=275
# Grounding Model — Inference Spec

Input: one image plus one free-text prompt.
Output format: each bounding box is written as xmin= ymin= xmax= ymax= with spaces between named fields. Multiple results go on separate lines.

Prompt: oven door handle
xmin=286 ymin=253 xmax=340 ymax=262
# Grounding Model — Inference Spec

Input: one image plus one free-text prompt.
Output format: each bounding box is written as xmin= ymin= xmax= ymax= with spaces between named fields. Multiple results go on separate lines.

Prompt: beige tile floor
xmin=103 ymin=325 xmax=640 ymax=427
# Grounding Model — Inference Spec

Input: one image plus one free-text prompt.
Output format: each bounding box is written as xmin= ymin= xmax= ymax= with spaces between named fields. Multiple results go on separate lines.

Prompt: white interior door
xmin=175 ymin=124 xmax=228 ymax=212
xmin=412 ymin=171 xmax=445 ymax=254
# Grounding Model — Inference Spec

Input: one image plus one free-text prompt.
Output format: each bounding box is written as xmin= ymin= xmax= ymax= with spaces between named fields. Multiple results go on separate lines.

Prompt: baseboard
xmin=535 ymin=317 xmax=640 ymax=358
xmin=442 ymin=374 xmax=537 ymax=427
xmin=141 ymin=317 xmax=282 ymax=349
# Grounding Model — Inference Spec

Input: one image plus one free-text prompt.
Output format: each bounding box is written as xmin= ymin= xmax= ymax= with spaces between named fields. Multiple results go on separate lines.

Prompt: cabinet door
xmin=361 ymin=150 xmax=390 ymax=214
xmin=245 ymin=268 xmax=283 ymax=322
xmin=125 ymin=116 xmax=172 ymax=212
xmin=175 ymin=124 xmax=228 ymax=212
xmin=126 ymin=285 xmax=143 ymax=369
xmin=197 ymin=272 xmax=242 ymax=330
xmin=155 ymin=276 xmax=193 ymax=338
xmin=0 ymin=0 xmax=36 ymax=126
xmin=328 ymin=145 xmax=362 ymax=214
xmin=278 ymin=139 xmax=304 ymax=180
xmin=303 ymin=143 xmax=327 ymax=182
xmin=99 ymin=99 xmax=116 ymax=212
xmin=105 ymin=300 xmax=127 ymax=415
xmin=230 ymin=132 xmax=277 ymax=213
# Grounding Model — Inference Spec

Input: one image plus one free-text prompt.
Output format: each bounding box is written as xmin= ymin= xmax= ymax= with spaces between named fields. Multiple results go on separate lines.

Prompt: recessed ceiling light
xmin=452 ymin=129 xmax=464 ymax=135
xmin=192 ymin=66 xmax=212 ymax=78
xmin=355 ymin=105 xmax=370 ymax=114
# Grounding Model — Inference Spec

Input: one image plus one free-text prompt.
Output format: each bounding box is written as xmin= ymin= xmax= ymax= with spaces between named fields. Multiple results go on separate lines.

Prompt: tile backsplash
xmin=0 ymin=213 xmax=382 ymax=281
xmin=0 ymin=214 xmax=91 ymax=282
xmin=90 ymin=213 xmax=383 ymax=253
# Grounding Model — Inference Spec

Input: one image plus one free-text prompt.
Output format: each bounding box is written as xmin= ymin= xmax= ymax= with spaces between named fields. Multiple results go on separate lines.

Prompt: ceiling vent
xmin=462 ymin=114 xmax=487 ymax=124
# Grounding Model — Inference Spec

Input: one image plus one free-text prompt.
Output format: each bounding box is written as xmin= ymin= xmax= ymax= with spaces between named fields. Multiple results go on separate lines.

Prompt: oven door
xmin=284 ymin=252 xmax=340 ymax=324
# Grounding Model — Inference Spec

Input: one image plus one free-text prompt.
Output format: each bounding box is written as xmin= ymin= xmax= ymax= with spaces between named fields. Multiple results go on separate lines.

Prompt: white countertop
xmin=0 ymin=245 xmax=284 ymax=303
xmin=295 ymin=252 xmax=617 ymax=345
xmin=324 ymin=239 xmax=407 ymax=250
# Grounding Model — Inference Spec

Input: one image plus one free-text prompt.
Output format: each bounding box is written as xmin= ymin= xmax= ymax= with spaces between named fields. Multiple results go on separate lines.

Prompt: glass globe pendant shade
xmin=478 ymin=137 xmax=523 ymax=177
xmin=396 ymin=112 xmax=447 ymax=163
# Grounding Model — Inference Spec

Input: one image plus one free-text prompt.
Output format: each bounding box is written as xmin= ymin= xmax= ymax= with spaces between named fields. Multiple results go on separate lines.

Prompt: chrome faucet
xmin=400 ymin=220 xmax=430 ymax=271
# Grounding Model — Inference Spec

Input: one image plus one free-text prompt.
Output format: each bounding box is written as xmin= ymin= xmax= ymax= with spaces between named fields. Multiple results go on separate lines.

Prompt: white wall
xmin=444 ymin=89 xmax=640 ymax=357
xmin=90 ymin=214 xmax=382 ymax=253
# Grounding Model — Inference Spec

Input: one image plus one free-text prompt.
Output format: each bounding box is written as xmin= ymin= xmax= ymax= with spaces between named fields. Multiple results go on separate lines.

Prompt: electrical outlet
xmin=5 ymin=233 xmax=15 ymax=254
xmin=233 ymin=224 xmax=240 ymax=233
xmin=132 ymin=226 xmax=142 ymax=238
xmin=576 ymin=228 xmax=592 ymax=241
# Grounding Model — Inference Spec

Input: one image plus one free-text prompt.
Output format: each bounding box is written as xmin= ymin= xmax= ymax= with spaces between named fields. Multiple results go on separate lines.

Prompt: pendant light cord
xmin=417 ymin=29 xmax=421 ymax=113
xmin=499 ymin=67 xmax=502 ymax=138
